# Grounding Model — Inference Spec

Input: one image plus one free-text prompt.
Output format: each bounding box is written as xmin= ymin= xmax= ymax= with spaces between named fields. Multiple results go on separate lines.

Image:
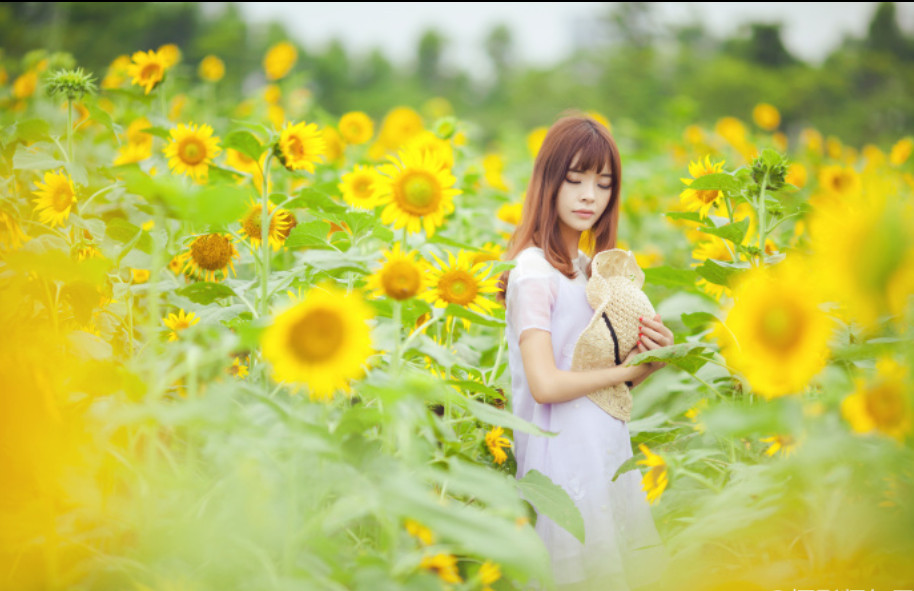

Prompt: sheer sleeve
xmin=506 ymin=251 xmax=559 ymax=337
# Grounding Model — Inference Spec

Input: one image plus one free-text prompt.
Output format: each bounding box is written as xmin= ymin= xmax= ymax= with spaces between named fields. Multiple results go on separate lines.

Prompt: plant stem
xmin=757 ymin=169 xmax=770 ymax=267
xmin=259 ymin=152 xmax=275 ymax=317
xmin=66 ymin=99 xmax=73 ymax=163
xmin=392 ymin=300 xmax=402 ymax=374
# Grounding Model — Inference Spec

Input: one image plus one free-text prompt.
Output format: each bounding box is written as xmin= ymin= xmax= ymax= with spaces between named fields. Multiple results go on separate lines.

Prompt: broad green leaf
xmin=831 ymin=338 xmax=912 ymax=363
xmin=702 ymin=398 xmax=801 ymax=438
xmin=628 ymin=342 xmax=710 ymax=374
xmin=695 ymin=259 xmax=744 ymax=287
xmin=697 ymin=217 xmax=750 ymax=246
xmin=10 ymin=119 xmax=50 ymax=143
xmin=143 ymin=126 xmax=172 ymax=140
xmin=12 ymin=143 xmax=66 ymax=171
xmin=63 ymin=161 xmax=89 ymax=186
xmin=445 ymin=379 xmax=505 ymax=400
xmin=289 ymin=184 xmax=346 ymax=213
xmin=686 ymin=172 xmax=741 ymax=193
xmin=665 ymin=211 xmax=704 ymax=224
xmin=681 ymin=311 xmax=722 ymax=332
xmin=284 ymin=221 xmax=332 ymax=248
xmin=644 ymin=265 xmax=699 ymax=290
xmin=85 ymin=103 xmax=116 ymax=135
xmin=517 ymin=469 xmax=585 ymax=543
xmin=445 ymin=302 xmax=503 ymax=327
xmin=464 ymin=398 xmax=552 ymax=437
xmin=106 ymin=218 xmax=152 ymax=254
xmin=223 ymin=130 xmax=265 ymax=161
xmin=176 ymin=282 xmax=237 ymax=304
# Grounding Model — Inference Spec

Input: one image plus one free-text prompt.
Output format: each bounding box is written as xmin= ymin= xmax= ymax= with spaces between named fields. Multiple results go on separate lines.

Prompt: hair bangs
xmin=568 ymin=129 xmax=614 ymax=175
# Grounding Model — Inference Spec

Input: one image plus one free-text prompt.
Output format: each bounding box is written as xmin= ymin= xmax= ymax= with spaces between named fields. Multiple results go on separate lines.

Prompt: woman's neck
xmin=559 ymin=226 xmax=581 ymax=261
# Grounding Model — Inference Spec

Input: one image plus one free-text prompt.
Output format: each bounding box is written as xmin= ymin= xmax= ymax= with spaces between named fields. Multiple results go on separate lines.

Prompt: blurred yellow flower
xmin=163 ymin=309 xmax=200 ymax=341
xmin=130 ymin=268 xmax=150 ymax=284
xmin=176 ymin=234 xmax=239 ymax=283
xmin=404 ymin=130 xmax=454 ymax=170
xmin=841 ymin=358 xmax=911 ymax=442
xmin=157 ymin=44 xmax=181 ymax=67
xmin=264 ymin=41 xmax=298 ymax=80
xmin=377 ymin=146 xmax=459 ymax=237
xmin=715 ymin=116 xmax=747 ymax=146
xmin=683 ymin=124 xmax=705 ymax=146
xmin=261 ymin=284 xmax=374 ymax=400
xmin=760 ymin=434 xmax=796 ymax=457
xmin=229 ymin=357 xmax=249 ymax=379
xmin=587 ymin=111 xmax=612 ymax=131
xmin=405 ymin=519 xmax=434 ymax=545
xmin=680 ymin=155 xmax=726 ymax=218
xmin=825 ymin=136 xmax=844 ymax=160
xmin=127 ymin=49 xmax=168 ymax=94
xmin=198 ymin=55 xmax=225 ymax=82
xmin=0 ymin=211 xmax=29 ymax=250
xmin=420 ymin=553 xmax=462 ymax=584
xmin=485 ymin=426 xmax=512 ymax=464
xmin=239 ymin=202 xmax=296 ymax=251
xmin=752 ymin=103 xmax=780 ymax=131
xmin=366 ymin=243 xmax=426 ymax=301
xmin=479 ymin=561 xmax=501 ymax=590
xmin=263 ymin=83 xmax=282 ymax=105
xmin=637 ymin=444 xmax=668 ymax=505
xmin=339 ymin=165 xmax=383 ymax=209
xmin=526 ymin=126 xmax=548 ymax=158
xmin=163 ymin=122 xmax=221 ymax=181
xmin=472 ymin=242 xmax=504 ymax=266
xmin=786 ymin=162 xmax=807 ymax=189
xmin=276 ymin=121 xmax=326 ymax=173
xmin=268 ymin=104 xmax=285 ymax=130
xmin=338 ymin=111 xmax=374 ymax=144
xmin=713 ymin=257 xmax=833 ymax=398
xmin=890 ymin=137 xmax=913 ymax=166
xmin=372 ymin=106 xmax=424 ymax=156
xmin=684 ymin=398 xmax=708 ymax=433
xmin=483 ymin=153 xmax=508 ymax=191
xmin=421 ymin=249 xmax=500 ymax=316
xmin=423 ymin=96 xmax=454 ymax=119
xmin=33 ymin=170 xmax=76 ymax=227
xmin=801 ymin=128 xmax=824 ymax=155
xmin=12 ymin=70 xmax=38 ymax=99
xmin=321 ymin=126 xmax=345 ymax=165
xmin=102 ymin=55 xmax=131 ymax=89
xmin=497 ymin=201 xmax=523 ymax=226
xmin=114 ymin=117 xmax=154 ymax=165
xmin=812 ymin=165 xmax=860 ymax=209
xmin=225 ymin=148 xmax=266 ymax=188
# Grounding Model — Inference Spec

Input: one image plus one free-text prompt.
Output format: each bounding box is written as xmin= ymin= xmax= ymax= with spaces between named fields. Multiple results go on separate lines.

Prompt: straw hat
xmin=570 ymin=249 xmax=656 ymax=421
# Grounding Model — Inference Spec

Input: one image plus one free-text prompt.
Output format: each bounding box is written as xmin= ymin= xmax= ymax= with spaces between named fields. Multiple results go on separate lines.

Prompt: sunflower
xmin=33 ymin=170 xmax=77 ymax=228
xmin=239 ymin=201 xmax=296 ymax=251
xmin=496 ymin=201 xmax=523 ymax=226
xmin=338 ymin=111 xmax=374 ymax=145
xmin=483 ymin=153 xmax=508 ymax=191
xmin=102 ymin=55 xmax=131 ymax=89
xmin=365 ymin=243 xmax=426 ymax=301
xmin=479 ymin=561 xmax=501 ymax=591
xmin=163 ymin=122 xmax=221 ymax=182
xmin=228 ymin=356 xmax=249 ymax=379
xmin=405 ymin=519 xmax=434 ymax=546
xmin=890 ymin=137 xmax=913 ymax=166
xmin=0 ymin=210 xmax=29 ymax=250
xmin=680 ymin=155 xmax=726 ymax=218
xmin=637 ymin=444 xmax=668 ymax=505
xmin=420 ymin=250 xmax=500 ymax=316
xmin=712 ymin=257 xmax=833 ymax=398
xmin=176 ymin=234 xmax=239 ymax=283
xmin=198 ymin=55 xmax=225 ymax=82
xmin=404 ymin=130 xmax=454 ymax=170
xmin=261 ymin=284 xmax=374 ymax=400
xmin=12 ymin=71 xmax=38 ymax=99
xmin=526 ymin=126 xmax=548 ymax=158
xmin=376 ymin=147 xmax=459 ymax=237
xmin=275 ymin=121 xmax=326 ymax=173
xmin=813 ymin=165 xmax=861 ymax=207
xmin=157 ymin=44 xmax=182 ymax=67
xmin=786 ymin=162 xmax=808 ymax=189
xmin=419 ymin=553 xmax=462 ymax=585
xmin=339 ymin=165 xmax=383 ymax=210
xmin=370 ymin=106 xmax=424 ymax=158
xmin=114 ymin=117 xmax=154 ymax=165
xmin=841 ymin=358 xmax=911 ymax=443
xmin=760 ymin=434 xmax=796 ymax=457
xmin=263 ymin=41 xmax=298 ymax=81
xmin=752 ymin=103 xmax=780 ymax=131
xmin=130 ymin=268 xmax=150 ymax=284
xmin=163 ymin=309 xmax=200 ymax=341
xmin=485 ymin=426 xmax=511 ymax=465
xmin=127 ymin=49 xmax=168 ymax=95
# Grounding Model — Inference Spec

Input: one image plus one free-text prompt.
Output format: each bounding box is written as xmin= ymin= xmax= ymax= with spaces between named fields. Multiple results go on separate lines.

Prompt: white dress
xmin=505 ymin=246 xmax=668 ymax=590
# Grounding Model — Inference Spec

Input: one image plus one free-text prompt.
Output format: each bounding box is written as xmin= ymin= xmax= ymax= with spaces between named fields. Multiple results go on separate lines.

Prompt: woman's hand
xmin=637 ymin=314 xmax=674 ymax=371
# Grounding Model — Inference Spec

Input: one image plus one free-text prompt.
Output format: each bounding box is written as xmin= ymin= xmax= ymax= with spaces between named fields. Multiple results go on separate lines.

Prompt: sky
xmin=233 ymin=2 xmax=914 ymax=77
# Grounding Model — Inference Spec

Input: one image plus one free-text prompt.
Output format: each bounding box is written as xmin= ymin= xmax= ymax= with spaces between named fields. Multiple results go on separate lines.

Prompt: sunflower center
xmin=287 ymin=136 xmax=306 ymax=159
xmin=51 ymin=185 xmax=74 ymax=211
xmin=382 ymin=260 xmax=421 ymax=300
xmin=864 ymin=384 xmax=904 ymax=429
xmin=140 ymin=63 xmax=162 ymax=80
xmin=757 ymin=302 xmax=803 ymax=350
xmin=191 ymin=234 xmax=234 ymax=270
xmin=398 ymin=171 xmax=440 ymax=215
xmin=287 ymin=308 xmax=344 ymax=363
xmin=440 ymin=271 xmax=478 ymax=306
xmin=179 ymin=137 xmax=208 ymax=165
xmin=831 ymin=173 xmax=852 ymax=193
xmin=695 ymin=188 xmax=720 ymax=205
xmin=353 ymin=176 xmax=373 ymax=201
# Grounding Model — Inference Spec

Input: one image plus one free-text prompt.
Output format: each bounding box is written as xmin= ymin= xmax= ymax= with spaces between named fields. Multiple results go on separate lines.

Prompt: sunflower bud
xmin=46 ymin=67 xmax=97 ymax=101
xmin=751 ymin=149 xmax=788 ymax=191
xmin=434 ymin=117 xmax=458 ymax=140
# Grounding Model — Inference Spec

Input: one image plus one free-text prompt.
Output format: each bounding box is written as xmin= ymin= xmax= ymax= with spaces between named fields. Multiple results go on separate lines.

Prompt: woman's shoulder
xmin=512 ymin=246 xmax=557 ymax=279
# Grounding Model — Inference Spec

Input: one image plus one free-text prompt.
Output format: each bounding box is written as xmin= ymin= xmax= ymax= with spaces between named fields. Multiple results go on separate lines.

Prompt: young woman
xmin=498 ymin=115 xmax=671 ymax=590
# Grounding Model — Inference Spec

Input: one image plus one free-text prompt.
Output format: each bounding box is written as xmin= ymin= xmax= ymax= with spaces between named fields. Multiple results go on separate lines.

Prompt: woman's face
xmin=555 ymin=152 xmax=613 ymax=237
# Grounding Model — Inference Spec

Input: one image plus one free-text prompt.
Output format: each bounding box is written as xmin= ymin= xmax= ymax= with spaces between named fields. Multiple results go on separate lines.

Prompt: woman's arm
xmin=519 ymin=328 xmax=653 ymax=404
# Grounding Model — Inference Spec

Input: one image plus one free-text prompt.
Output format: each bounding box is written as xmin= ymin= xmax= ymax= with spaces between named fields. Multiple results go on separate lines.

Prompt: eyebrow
xmin=568 ymin=167 xmax=613 ymax=177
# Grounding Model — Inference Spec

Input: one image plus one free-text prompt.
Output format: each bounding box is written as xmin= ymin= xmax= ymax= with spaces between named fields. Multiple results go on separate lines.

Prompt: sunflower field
xmin=2 ymin=37 xmax=913 ymax=591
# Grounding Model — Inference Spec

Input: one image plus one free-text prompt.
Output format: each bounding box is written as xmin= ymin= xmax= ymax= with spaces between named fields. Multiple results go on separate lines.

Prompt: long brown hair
xmin=497 ymin=114 xmax=622 ymax=305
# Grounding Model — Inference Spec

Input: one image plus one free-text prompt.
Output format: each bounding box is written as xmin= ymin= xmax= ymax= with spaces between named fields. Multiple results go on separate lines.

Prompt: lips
xmin=574 ymin=210 xmax=594 ymax=217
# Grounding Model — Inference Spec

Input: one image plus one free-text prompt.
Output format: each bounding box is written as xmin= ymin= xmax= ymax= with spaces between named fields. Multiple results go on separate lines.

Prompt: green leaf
xmin=644 ymin=266 xmax=699 ymax=290
xmin=290 ymin=184 xmax=346 ymax=213
xmin=11 ymin=119 xmax=50 ymax=143
xmin=695 ymin=259 xmax=744 ymax=287
xmin=628 ymin=342 xmax=710 ymax=374
xmin=143 ymin=126 xmax=172 ymax=140
xmin=12 ymin=143 xmax=66 ymax=171
xmin=176 ymin=282 xmax=237 ymax=304
xmin=686 ymin=172 xmax=740 ymax=193
xmin=831 ymin=338 xmax=913 ymax=363
xmin=760 ymin=148 xmax=782 ymax=168
xmin=85 ymin=103 xmax=116 ymax=135
xmin=445 ymin=303 xmax=503 ymax=328
xmin=698 ymin=217 xmax=750 ymax=246
xmin=464 ymin=399 xmax=552 ymax=437
xmin=105 ymin=218 xmax=152 ymax=254
xmin=284 ymin=221 xmax=332 ymax=248
xmin=224 ymin=130 xmax=265 ymax=161
xmin=63 ymin=161 xmax=89 ymax=186
xmin=681 ymin=312 xmax=721 ymax=332
xmin=665 ymin=211 xmax=704 ymax=224
xmin=517 ymin=469 xmax=585 ymax=543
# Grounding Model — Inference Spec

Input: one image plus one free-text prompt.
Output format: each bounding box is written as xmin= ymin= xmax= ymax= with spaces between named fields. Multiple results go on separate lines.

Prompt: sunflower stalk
xmin=258 ymin=152 xmax=275 ymax=318
xmin=757 ymin=168 xmax=770 ymax=266
xmin=392 ymin=300 xmax=403 ymax=374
